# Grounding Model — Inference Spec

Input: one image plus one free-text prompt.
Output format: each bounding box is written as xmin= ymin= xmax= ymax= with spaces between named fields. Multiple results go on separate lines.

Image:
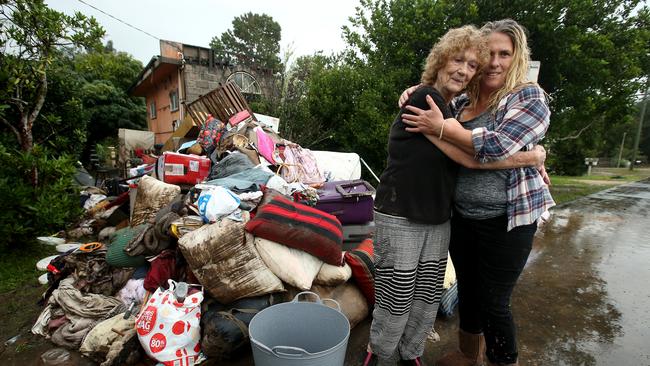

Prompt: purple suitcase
xmin=315 ymin=180 xmax=375 ymax=225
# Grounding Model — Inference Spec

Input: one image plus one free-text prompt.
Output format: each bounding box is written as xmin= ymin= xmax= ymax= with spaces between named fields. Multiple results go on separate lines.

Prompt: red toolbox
xmin=156 ymin=152 xmax=211 ymax=185
xmin=315 ymin=180 xmax=375 ymax=225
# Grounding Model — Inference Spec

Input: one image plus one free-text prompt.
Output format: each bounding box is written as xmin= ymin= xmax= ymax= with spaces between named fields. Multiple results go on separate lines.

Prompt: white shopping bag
xmin=136 ymin=280 xmax=204 ymax=366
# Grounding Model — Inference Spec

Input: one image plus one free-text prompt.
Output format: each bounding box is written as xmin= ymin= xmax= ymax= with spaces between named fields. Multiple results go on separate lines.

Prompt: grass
xmin=549 ymin=167 xmax=650 ymax=205
xmin=0 ymin=240 xmax=56 ymax=294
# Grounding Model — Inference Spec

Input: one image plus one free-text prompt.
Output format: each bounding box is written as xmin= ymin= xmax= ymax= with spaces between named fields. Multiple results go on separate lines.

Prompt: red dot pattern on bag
xmin=194 ymin=343 xmax=201 ymax=353
xmin=136 ymin=306 xmax=157 ymax=336
xmin=149 ymin=333 xmax=167 ymax=353
xmin=176 ymin=349 xmax=183 ymax=358
xmin=172 ymin=320 xmax=185 ymax=335
xmin=159 ymin=324 xmax=164 ymax=330
xmin=192 ymin=297 xmax=198 ymax=303
xmin=174 ymin=300 xmax=183 ymax=307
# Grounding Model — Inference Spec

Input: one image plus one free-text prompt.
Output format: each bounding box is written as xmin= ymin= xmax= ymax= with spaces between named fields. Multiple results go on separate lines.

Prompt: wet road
xmin=5 ymin=179 xmax=650 ymax=365
xmin=349 ymin=179 xmax=650 ymax=365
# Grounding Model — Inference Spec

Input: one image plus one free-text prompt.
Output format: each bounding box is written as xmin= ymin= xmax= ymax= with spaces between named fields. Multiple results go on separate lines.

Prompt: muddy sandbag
xmin=284 ymin=282 xmax=369 ymax=329
xmin=254 ymin=237 xmax=323 ymax=290
xmin=178 ymin=216 xmax=284 ymax=303
xmin=131 ymin=175 xmax=180 ymax=226
xmin=314 ymin=257 xmax=352 ymax=286
xmin=200 ymin=294 xmax=277 ymax=359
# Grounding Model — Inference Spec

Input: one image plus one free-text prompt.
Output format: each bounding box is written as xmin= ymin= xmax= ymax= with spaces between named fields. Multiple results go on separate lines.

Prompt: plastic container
xmin=249 ymin=291 xmax=350 ymax=366
xmin=36 ymin=255 xmax=59 ymax=271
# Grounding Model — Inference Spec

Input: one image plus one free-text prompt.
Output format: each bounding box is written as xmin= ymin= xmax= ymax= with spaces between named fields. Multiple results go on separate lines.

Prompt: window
xmin=227 ymin=71 xmax=261 ymax=94
xmin=170 ymin=89 xmax=179 ymax=111
xmin=172 ymin=119 xmax=181 ymax=131
xmin=149 ymin=101 xmax=157 ymax=119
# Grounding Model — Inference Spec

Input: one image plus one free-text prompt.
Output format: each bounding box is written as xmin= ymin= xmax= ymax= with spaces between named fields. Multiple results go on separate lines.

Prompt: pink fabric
xmin=255 ymin=126 xmax=277 ymax=164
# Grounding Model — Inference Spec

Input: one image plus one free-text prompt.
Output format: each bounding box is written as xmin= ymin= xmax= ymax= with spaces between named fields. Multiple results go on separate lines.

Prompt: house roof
xmin=128 ymin=56 xmax=182 ymax=97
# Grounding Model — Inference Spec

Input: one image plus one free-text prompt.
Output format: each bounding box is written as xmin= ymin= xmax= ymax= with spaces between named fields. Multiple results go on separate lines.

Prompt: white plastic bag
xmin=136 ymin=280 xmax=203 ymax=366
xmin=196 ymin=185 xmax=240 ymax=223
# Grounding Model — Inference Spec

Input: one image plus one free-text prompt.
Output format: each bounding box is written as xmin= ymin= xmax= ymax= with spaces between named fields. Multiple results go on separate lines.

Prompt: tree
xmin=340 ymin=0 xmax=650 ymax=175
xmin=0 ymin=0 xmax=104 ymax=184
xmin=73 ymin=46 xmax=146 ymax=151
xmin=210 ymin=12 xmax=282 ymax=72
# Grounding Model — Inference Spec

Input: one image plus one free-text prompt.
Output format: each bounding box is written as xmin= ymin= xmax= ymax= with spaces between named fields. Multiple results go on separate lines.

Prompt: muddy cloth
xmin=48 ymin=316 xmax=69 ymax=332
xmin=50 ymin=316 xmax=95 ymax=349
xmin=49 ymin=278 xmax=123 ymax=319
xmin=46 ymin=279 xmax=123 ymax=349
xmin=116 ymin=279 xmax=146 ymax=306
xmin=65 ymin=249 xmax=135 ymax=296
xmin=204 ymin=168 xmax=274 ymax=193
xmin=143 ymin=249 xmax=177 ymax=292
xmin=79 ymin=312 xmax=136 ymax=360
xmin=209 ymin=151 xmax=255 ymax=180
xmin=124 ymin=194 xmax=187 ymax=257
xmin=32 ymin=305 xmax=53 ymax=337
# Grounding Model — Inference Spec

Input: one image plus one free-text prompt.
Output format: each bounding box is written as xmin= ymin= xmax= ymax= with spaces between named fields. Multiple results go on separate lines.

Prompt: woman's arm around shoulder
xmin=472 ymin=84 xmax=550 ymax=162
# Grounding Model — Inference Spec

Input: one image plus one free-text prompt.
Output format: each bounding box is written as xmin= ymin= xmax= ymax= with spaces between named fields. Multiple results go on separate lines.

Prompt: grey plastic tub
xmin=249 ymin=291 xmax=350 ymax=366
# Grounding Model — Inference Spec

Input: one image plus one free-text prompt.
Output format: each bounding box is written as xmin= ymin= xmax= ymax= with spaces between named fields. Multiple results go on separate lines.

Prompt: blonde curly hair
xmin=420 ymin=25 xmax=489 ymax=91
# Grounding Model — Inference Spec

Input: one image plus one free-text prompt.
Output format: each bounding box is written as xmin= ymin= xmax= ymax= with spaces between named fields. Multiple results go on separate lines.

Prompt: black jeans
xmin=449 ymin=212 xmax=536 ymax=364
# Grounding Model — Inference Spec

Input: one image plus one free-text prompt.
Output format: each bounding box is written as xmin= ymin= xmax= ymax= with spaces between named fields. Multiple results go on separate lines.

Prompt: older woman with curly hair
xmin=365 ymin=25 xmax=546 ymax=366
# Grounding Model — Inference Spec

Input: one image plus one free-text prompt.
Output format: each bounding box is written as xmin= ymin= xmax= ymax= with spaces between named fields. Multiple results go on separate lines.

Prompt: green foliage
xmin=72 ymin=46 xmax=146 ymax=154
xmin=336 ymin=0 xmax=650 ymax=175
xmin=0 ymin=0 xmax=105 ymax=153
xmin=32 ymin=49 xmax=88 ymax=157
xmin=210 ymin=12 xmax=282 ymax=72
xmin=0 ymin=144 xmax=83 ymax=249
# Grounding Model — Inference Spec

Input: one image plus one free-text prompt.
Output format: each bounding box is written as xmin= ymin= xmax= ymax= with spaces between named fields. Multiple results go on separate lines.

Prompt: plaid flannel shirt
xmin=454 ymin=85 xmax=555 ymax=231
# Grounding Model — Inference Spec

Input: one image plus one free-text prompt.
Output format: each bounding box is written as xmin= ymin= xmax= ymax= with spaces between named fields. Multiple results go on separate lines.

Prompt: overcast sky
xmin=45 ymin=0 xmax=361 ymax=65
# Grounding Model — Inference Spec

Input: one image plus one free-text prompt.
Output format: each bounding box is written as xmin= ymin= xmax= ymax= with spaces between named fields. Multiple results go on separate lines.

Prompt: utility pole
xmin=630 ymin=82 xmax=649 ymax=171
xmin=617 ymin=132 xmax=627 ymax=168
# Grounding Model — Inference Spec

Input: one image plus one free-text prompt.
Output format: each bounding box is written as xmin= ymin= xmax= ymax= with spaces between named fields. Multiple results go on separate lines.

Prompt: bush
xmin=0 ymin=144 xmax=83 ymax=249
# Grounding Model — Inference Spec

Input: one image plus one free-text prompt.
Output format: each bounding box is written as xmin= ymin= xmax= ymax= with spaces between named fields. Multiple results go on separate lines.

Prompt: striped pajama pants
xmin=369 ymin=211 xmax=450 ymax=362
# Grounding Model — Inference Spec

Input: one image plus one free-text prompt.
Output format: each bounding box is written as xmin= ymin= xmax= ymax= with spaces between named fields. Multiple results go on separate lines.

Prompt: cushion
xmin=344 ymin=238 xmax=375 ymax=305
xmin=131 ymin=175 xmax=180 ymax=226
xmin=314 ymin=253 xmax=352 ymax=286
xmin=255 ymin=237 xmax=323 ymax=290
xmin=178 ymin=217 xmax=284 ymax=304
xmin=245 ymin=195 xmax=343 ymax=265
xmin=106 ymin=225 xmax=148 ymax=268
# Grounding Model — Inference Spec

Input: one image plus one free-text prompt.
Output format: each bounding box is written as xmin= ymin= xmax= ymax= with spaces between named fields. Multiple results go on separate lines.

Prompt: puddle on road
xmin=515 ymin=182 xmax=650 ymax=365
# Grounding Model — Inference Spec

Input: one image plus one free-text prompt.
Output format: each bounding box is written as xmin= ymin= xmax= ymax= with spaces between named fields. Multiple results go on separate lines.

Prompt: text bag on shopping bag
xmin=136 ymin=280 xmax=204 ymax=366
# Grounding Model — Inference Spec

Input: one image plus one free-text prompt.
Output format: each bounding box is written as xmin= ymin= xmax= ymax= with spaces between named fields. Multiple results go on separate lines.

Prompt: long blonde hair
xmin=467 ymin=19 xmax=532 ymax=110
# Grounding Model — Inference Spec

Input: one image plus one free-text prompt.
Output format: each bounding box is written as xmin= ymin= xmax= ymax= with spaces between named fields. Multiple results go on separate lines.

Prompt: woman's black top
xmin=374 ymin=85 xmax=458 ymax=224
